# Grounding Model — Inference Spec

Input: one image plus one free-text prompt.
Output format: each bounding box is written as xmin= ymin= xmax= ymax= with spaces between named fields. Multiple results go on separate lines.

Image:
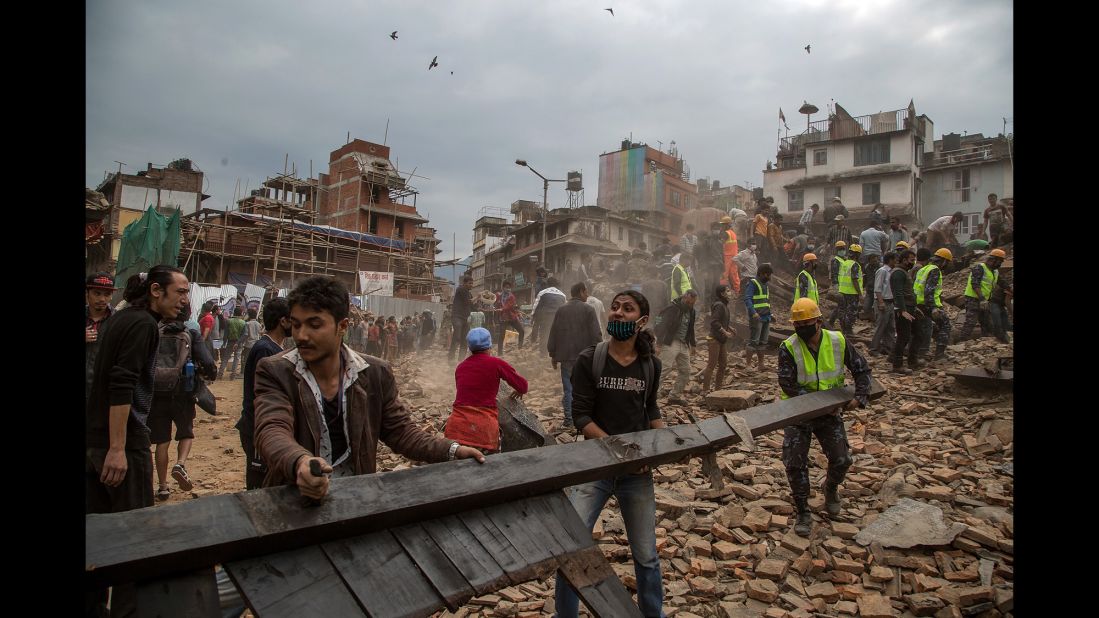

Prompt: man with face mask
xmin=836 ymin=244 xmax=863 ymax=336
xmin=826 ymin=241 xmax=847 ymax=329
xmin=794 ymin=253 xmax=819 ymax=305
xmin=779 ymin=298 xmax=872 ymax=537
xmin=743 ymin=263 xmax=773 ymax=369
xmin=890 ymin=249 xmax=920 ymax=374
xmin=957 ymin=249 xmax=1007 ymax=341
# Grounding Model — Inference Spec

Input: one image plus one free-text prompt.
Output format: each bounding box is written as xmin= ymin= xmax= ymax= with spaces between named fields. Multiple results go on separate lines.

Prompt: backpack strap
xmin=592 ymin=341 xmax=609 ymax=382
xmin=643 ymin=354 xmax=655 ymax=403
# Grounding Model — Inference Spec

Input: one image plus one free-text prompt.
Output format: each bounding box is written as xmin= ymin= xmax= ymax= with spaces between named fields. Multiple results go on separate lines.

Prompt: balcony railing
xmin=779 ymin=108 xmax=916 ymax=157
xmin=927 ymin=142 xmax=997 ymax=167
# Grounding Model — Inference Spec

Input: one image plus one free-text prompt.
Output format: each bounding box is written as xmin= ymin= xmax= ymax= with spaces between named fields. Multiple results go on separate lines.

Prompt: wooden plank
xmin=135 ymin=567 xmax=220 ymax=618
xmin=949 ymin=367 xmax=1014 ymax=389
xmin=87 ymin=381 xmax=887 ymax=587
xmin=224 ymin=545 xmax=367 ymax=618
xmin=392 ymin=523 xmax=475 ymax=611
xmin=592 ymin=577 xmax=646 ymax=617
xmin=421 ymin=515 xmax=510 ymax=595
xmin=458 ymin=509 xmax=536 ymax=584
xmin=322 ymin=530 xmax=445 ymax=618
xmin=557 ymin=546 xmax=643 ymax=618
xmin=537 ymin=491 xmax=595 ymax=550
xmin=484 ymin=501 xmax=565 ymax=565
xmin=524 ymin=493 xmax=590 ymax=554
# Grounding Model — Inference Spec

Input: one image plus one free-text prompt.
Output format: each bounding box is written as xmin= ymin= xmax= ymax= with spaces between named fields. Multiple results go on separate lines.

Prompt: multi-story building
xmin=696 ymin=178 xmax=756 ymax=213
xmin=763 ymin=102 xmax=934 ymax=229
xmin=597 ymin=140 xmax=697 ymax=238
xmin=471 ymin=206 xmax=519 ymax=293
xmin=919 ymin=133 xmax=1013 ymax=241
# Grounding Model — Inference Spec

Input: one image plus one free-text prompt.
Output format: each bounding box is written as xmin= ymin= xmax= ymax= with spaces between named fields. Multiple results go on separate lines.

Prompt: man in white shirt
xmin=870 ymin=252 xmax=897 ymax=355
xmin=926 ymin=212 xmax=964 ymax=251
xmin=586 ymin=293 xmax=607 ymax=341
xmin=799 ymin=203 xmax=819 ymax=230
xmin=731 ymin=241 xmax=759 ymax=323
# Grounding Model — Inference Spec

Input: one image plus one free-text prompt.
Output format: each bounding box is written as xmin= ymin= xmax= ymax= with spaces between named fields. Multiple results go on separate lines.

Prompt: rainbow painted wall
xmin=597 ymin=147 xmax=663 ymax=212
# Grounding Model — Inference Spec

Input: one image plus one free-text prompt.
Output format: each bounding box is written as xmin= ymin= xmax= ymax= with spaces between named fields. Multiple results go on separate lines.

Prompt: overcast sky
xmin=86 ymin=0 xmax=1012 ymax=260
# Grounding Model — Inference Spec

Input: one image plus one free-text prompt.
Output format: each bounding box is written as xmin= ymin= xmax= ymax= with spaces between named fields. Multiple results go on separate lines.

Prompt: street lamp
xmin=515 ymin=159 xmax=566 ymax=267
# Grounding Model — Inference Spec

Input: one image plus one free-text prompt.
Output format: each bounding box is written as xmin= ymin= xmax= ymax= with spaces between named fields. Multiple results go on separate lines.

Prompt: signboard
xmin=513 ymin=272 xmax=526 ymax=287
xmin=358 ymin=271 xmax=394 ymax=297
xmin=245 ymin=284 xmax=266 ymax=317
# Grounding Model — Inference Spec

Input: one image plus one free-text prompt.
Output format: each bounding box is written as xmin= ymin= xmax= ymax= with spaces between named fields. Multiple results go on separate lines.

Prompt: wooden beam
xmin=86 ymin=381 xmax=885 ymax=588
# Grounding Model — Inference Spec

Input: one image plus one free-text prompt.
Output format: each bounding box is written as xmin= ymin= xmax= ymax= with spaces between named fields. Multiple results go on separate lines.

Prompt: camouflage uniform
xmin=957 ymin=297 xmax=990 ymax=341
xmin=777 ymin=333 xmax=871 ymax=502
xmin=914 ymin=265 xmax=950 ymax=356
xmin=839 ymin=294 xmax=860 ymax=335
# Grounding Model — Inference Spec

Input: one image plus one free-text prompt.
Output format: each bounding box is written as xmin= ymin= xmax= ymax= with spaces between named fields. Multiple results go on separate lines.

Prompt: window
xmin=954 ymin=213 xmax=982 ymax=237
xmin=628 ymin=230 xmax=642 ymax=247
xmin=395 ymin=221 xmax=404 ymax=239
xmin=813 ymin=149 xmax=827 ymax=166
xmin=824 ymin=186 xmax=841 ymax=202
xmin=951 ymin=169 xmax=971 ymax=204
xmin=788 ymin=190 xmax=804 ymax=212
xmin=671 ymin=191 xmax=681 ymax=207
xmin=369 ymin=213 xmax=379 ymax=234
xmin=618 ymin=225 xmax=623 ymax=241
xmin=854 ymin=138 xmax=891 ymax=166
xmin=862 ymin=183 xmax=881 ymax=205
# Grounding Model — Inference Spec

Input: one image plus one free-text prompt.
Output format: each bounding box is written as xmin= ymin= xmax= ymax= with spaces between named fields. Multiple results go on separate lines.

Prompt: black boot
xmin=824 ymin=483 xmax=842 ymax=516
xmin=891 ymin=361 xmax=912 ymax=375
xmin=793 ymin=498 xmax=812 ymax=537
xmin=933 ymin=344 xmax=948 ymax=361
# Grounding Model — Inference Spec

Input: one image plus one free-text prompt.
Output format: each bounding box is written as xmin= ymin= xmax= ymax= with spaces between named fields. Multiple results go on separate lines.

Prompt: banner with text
xmin=358 ymin=271 xmax=394 ymax=297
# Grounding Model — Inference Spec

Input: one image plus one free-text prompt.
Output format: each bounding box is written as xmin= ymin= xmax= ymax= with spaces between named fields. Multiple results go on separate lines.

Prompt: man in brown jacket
xmin=254 ymin=276 xmax=485 ymax=500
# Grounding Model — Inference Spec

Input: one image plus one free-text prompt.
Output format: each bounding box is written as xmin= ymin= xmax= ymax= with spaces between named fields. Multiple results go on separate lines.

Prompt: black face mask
xmin=795 ymin=324 xmax=819 ymax=341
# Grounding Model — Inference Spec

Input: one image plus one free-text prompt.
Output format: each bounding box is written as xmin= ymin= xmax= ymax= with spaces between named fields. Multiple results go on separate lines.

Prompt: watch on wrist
xmin=448 ymin=441 xmax=460 ymax=461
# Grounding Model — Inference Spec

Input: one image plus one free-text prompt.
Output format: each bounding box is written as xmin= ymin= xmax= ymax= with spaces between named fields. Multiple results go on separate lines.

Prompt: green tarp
xmin=114 ymin=206 xmax=181 ymax=289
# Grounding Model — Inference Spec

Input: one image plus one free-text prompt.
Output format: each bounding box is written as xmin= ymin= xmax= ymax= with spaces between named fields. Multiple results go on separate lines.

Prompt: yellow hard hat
xmin=849 ymin=244 xmax=863 ymax=253
xmin=895 ymin=240 xmax=910 ymax=249
xmin=834 ymin=240 xmax=847 ymax=248
xmin=791 ymin=297 xmax=822 ymax=322
xmin=934 ymin=247 xmax=954 ymax=261
xmin=989 ymin=248 xmax=1007 ymax=258
xmin=802 ymin=253 xmax=818 ymax=262
xmin=720 ymin=215 xmax=733 ymax=224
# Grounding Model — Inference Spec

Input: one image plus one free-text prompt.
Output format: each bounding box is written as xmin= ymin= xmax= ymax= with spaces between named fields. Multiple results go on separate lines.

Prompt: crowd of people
xmin=85 ymin=190 xmax=1013 ymax=616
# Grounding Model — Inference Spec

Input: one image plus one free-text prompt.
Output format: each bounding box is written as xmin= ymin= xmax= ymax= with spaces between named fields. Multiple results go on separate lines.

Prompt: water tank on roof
xmin=621 ymin=139 xmax=631 ymax=150
xmin=943 ymin=133 xmax=961 ymax=152
xmin=712 ymin=180 xmax=720 ymax=190
xmin=567 ymin=171 xmax=583 ymax=192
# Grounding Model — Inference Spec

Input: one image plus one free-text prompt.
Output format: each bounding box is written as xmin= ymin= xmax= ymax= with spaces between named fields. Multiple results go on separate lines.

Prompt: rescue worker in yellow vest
xmin=836 ymin=244 xmax=864 ymax=336
xmin=670 ymin=253 xmax=694 ymax=301
xmin=743 ymin=263 xmax=773 ymax=369
xmin=913 ymin=247 xmax=953 ymax=360
xmin=957 ymin=249 xmax=1006 ymax=341
xmin=720 ymin=215 xmax=742 ymax=296
xmin=794 ymin=253 xmax=819 ymax=305
xmin=825 ymin=241 xmax=847 ymax=329
xmin=779 ymin=298 xmax=872 ymax=537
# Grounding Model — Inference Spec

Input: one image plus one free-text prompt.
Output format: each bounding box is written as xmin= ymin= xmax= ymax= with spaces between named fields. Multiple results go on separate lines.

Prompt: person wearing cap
xmin=825 ymin=214 xmax=850 ymax=260
xmin=719 ymin=215 xmax=741 ymax=298
xmin=826 ymin=241 xmax=848 ymax=329
xmin=871 ymin=252 xmax=898 ymax=356
xmin=254 ymin=276 xmax=485 ymax=501
xmin=913 ymin=247 xmax=953 ymax=361
xmin=445 ymin=327 xmax=529 ymax=453
xmin=822 ymin=196 xmax=849 ymax=225
xmin=86 ymin=272 xmax=118 ymax=401
xmin=742 ymin=264 xmax=773 ymax=369
xmin=889 ymin=249 xmax=920 ymax=374
xmin=894 ymin=240 xmax=910 ymax=252
xmin=548 ymin=282 xmax=602 ymax=428
xmin=794 ymin=253 xmax=819 ymax=306
xmin=836 ymin=244 xmax=864 ymax=336
xmin=957 ymin=249 xmax=1007 ymax=342
xmin=779 ymin=298 xmax=872 ymax=537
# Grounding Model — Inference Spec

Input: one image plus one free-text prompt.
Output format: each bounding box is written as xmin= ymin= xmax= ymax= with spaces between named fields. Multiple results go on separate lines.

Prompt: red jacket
xmin=445 ymin=352 xmax=528 ymax=451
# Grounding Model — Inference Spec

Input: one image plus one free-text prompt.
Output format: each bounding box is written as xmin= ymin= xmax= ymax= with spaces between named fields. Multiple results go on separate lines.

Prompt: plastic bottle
xmin=183 ymin=359 xmax=195 ymax=392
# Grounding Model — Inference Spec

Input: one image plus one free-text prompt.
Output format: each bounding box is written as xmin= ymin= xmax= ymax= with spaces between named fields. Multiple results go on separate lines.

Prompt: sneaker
xmin=891 ymin=365 xmax=913 ymax=375
xmin=172 ymin=463 xmax=193 ymax=491
xmin=157 ymin=486 xmax=170 ymax=501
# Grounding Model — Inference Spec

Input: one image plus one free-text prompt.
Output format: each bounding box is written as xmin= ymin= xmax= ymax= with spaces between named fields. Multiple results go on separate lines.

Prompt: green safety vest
xmin=793 ymin=270 xmax=819 ymax=304
xmin=837 ymin=259 xmax=860 ymax=295
xmin=913 ymin=263 xmax=942 ymax=307
xmin=669 ymin=263 xmax=693 ymax=300
xmin=780 ymin=329 xmax=847 ymax=399
xmin=749 ymin=278 xmax=770 ymax=312
xmin=964 ymin=263 xmax=998 ymax=301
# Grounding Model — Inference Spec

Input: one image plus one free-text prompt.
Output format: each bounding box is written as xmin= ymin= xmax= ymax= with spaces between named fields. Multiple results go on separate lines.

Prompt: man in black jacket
xmin=547 ymin=282 xmax=602 ymax=429
xmin=85 ymin=265 xmax=190 ymax=617
xmin=448 ymin=275 xmax=474 ymax=362
xmin=656 ymin=289 xmax=698 ymax=405
xmin=701 ymin=285 xmax=734 ymax=392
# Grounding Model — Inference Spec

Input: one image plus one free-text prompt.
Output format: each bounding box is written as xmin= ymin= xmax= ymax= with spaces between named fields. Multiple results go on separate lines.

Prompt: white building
xmin=763 ymin=102 xmax=933 ymax=226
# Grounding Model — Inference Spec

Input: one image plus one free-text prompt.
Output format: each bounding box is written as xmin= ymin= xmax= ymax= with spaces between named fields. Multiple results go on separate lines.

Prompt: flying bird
xmin=605 ymin=8 xmax=614 ymax=16
xmin=450 ymin=71 xmax=454 ymax=75
xmin=428 ymin=55 xmax=438 ymax=70
xmin=390 ymin=31 xmax=398 ymax=40
xmin=805 ymin=44 xmax=811 ymax=54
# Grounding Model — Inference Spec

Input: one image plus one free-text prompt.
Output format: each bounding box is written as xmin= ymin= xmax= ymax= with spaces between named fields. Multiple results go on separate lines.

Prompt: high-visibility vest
xmin=913 ymin=263 xmax=942 ymax=307
xmin=837 ymin=259 xmax=860 ymax=295
xmin=780 ymin=329 xmax=847 ymax=399
xmin=794 ymin=270 xmax=819 ymax=304
xmin=669 ymin=263 xmax=693 ymax=300
xmin=964 ymin=263 xmax=998 ymax=301
xmin=748 ymin=278 xmax=770 ymax=313
xmin=723 ymin=229 xmax=739 ymax=258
